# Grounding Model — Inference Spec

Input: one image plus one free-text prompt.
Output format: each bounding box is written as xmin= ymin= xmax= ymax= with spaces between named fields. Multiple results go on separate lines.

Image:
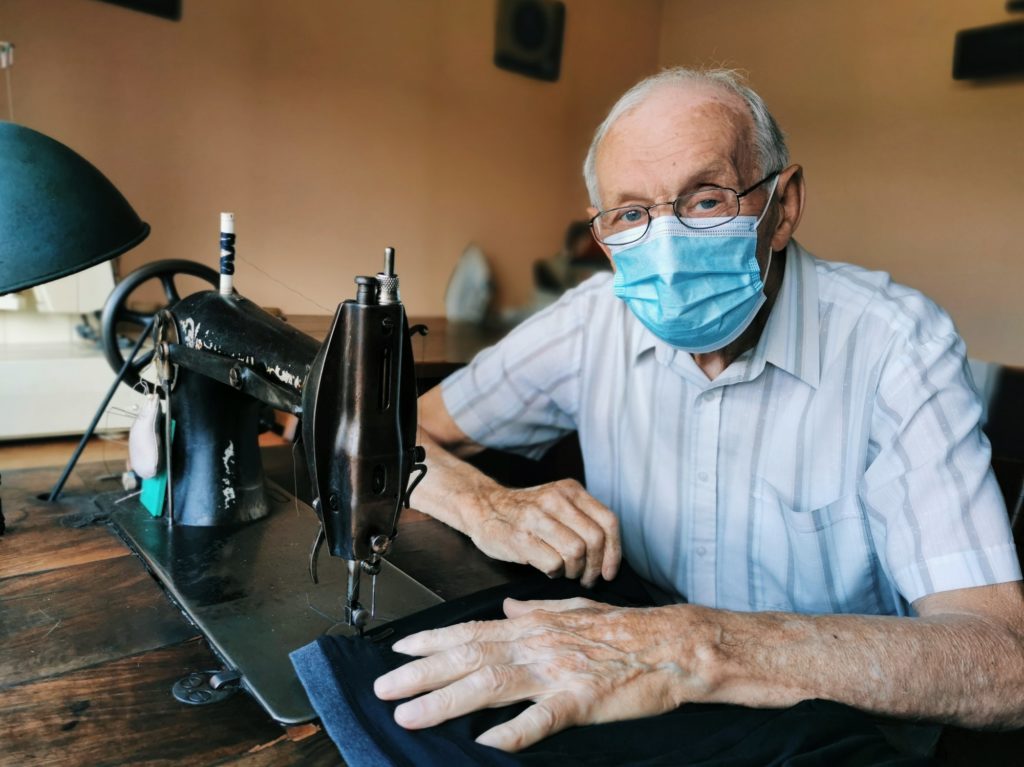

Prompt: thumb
xmin=503 ymin=596 xmax=600 ymax=618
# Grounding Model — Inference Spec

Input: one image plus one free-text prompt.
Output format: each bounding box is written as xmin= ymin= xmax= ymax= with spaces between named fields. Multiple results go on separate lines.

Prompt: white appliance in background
xmin=0 ymin=262 xmax=143 ymax=440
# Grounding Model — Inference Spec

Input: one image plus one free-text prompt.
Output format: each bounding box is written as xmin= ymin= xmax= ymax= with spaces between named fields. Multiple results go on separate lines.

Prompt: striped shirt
xmin=441 ymin=242 xmax=1021 ymax=615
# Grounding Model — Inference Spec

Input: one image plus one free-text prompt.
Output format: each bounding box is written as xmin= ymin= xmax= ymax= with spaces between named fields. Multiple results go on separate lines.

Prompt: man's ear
xmin=769 ymin=165 xmax=805 ymax=252
xmin=585 ymin=206 xmax=615 ymax=266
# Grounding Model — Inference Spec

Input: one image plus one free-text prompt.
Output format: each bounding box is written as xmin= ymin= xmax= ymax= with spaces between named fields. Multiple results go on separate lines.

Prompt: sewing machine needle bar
xmin=347 ymin=559 xmax=360 ymax=616
xmin=164 ymin=372 xmax=174 ymax=525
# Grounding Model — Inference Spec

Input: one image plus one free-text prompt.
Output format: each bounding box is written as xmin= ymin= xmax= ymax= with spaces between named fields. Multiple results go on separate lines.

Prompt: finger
xmin=393 ymin=663 xmax=529 ymax=730
xmin=391 ymin=618 xmax=506 ymax=656
xmin=565 ymin=489 xmax=622 ymax=582
xmin=502 ymin=597 xmax=601 ymax=619
xmin=516 ymin=532 xmax=567 ymax=579
xmin=545 ymin=481 xmax=621 ymax=585
xmin=527 ymin=510 xmax=589 ymax=580
xmin=543 ymin=498 xmax=609 ymax=587
xmin=475 ymin=697 xmax=579 ymax=752
xmin=374 ymin=641 xmax=515 ymax=700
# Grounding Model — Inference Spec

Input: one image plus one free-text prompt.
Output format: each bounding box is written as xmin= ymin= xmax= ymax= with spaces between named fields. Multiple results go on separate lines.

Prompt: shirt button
xmin=696 ymin=546 xmax=707 ymax=556
xmin=698 ymin=471 xmax=709 ymax=482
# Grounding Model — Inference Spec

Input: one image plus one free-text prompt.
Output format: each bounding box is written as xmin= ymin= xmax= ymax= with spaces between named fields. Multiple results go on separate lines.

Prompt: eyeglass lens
xmin=594 ymin=188 xmax=743 ymax=244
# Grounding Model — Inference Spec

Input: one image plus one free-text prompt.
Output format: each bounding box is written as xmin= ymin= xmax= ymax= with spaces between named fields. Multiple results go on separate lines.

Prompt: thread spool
xmin=219 ymin=212 xmax=235 ymax=296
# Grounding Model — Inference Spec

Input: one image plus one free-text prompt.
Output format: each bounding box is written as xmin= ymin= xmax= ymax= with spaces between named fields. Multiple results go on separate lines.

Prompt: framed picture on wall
xmin=96 ymin=0 xmax=182 ymax=21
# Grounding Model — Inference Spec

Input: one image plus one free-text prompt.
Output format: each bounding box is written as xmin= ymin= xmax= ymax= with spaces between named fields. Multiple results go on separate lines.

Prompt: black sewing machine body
xmin=163 ymin=291 xmax=317 ymax=527
xmin=104 ymin=255 xmax=441 ymax=724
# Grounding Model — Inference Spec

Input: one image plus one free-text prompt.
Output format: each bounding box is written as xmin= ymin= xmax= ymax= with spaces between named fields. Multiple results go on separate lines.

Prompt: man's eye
xmin=680 ymin=190 xmax=730 ymax=217
xmin=607 ymin=207 xmax=645 ymax=227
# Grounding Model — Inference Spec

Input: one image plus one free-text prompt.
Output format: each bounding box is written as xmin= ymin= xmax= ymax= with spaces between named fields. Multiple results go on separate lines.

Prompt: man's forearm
xmin=673 ymin=586 xmax=1024 ymax=728
xmin=412 ymin=428 xmax=496 ymax=535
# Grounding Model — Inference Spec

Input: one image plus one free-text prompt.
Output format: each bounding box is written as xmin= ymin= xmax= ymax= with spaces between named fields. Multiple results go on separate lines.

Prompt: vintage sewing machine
xmin=99 ymin=234 xmax=443 ymax=724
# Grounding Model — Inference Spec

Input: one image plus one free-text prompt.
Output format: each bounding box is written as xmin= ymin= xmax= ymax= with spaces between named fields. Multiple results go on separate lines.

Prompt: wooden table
xmin=0 ymin=312 xmax=520 ymax=765
xmin=0 ymin=449 xmax=528 ymax=765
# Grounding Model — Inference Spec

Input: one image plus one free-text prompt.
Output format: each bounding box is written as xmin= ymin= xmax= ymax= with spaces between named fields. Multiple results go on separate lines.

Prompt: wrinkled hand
xmin=469 ymin=479 xmax=621 ymax=588
xmin=374 ymin=597 xmax=709 ymax=752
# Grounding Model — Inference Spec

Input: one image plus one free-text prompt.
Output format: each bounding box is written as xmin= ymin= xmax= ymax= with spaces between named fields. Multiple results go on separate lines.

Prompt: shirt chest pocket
xmin=749 ymin=479 xmax=879 ymax=614
xmin=752 ymin=479 xmax=863 ymax=533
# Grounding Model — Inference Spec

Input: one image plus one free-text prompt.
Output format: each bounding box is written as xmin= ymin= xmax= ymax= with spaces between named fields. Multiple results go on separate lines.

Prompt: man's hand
xmin=374 ymin=597 xmax=703 ymax=752
xmin=469 ymin=480 xmax=621 ymax=587
xmin=415 ymin=388 xmax=621 ymax=587
xmin=375 ymin=583 xmax=1024 ymax=753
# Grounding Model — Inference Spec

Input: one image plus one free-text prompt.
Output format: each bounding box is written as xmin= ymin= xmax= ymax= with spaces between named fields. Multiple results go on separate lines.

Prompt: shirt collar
xmin=752 ymin=240 xmax=820 ymax=388
xmin=631 ymin=240 xmax=821 ymax=389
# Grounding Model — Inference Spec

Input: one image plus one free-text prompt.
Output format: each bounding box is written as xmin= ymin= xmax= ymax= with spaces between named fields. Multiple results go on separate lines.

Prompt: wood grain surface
xmin=0 ymin=463 xmax=343 ymax=766
xmin=0 ymin=638 xmax=340 ymax=767
xmin=0 ymin=556 xmax=198 ymax=689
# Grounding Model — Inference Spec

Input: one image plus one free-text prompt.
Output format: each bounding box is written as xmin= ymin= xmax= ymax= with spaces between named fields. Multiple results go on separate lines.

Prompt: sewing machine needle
xmin=370 ymin=573 xmax=377 ymax=619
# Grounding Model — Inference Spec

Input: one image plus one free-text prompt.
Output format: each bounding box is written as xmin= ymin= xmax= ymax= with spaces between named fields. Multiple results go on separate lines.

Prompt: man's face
xmin=589 ymin=85 xmax=775 ymax=272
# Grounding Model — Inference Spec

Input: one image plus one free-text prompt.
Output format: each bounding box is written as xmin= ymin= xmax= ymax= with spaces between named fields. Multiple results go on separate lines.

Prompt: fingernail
xmin=475 ymin=729 xmax=503 ymax=749
xmin=394 ymin=700 xmax=421 ymax=727
xmin=373 ymin=675 xmax=393 ymax=697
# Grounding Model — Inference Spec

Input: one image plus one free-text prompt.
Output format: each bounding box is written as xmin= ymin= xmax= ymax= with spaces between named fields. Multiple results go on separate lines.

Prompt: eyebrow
xmin=604 ymin=162 xmax=740 ymax=208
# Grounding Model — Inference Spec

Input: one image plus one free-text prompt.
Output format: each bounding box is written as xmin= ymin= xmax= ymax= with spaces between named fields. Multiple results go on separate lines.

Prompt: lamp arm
xmin=48 ymin=319 xmax=155 ymax=502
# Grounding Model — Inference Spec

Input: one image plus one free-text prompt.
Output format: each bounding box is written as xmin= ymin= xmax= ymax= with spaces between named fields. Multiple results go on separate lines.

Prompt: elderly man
xmin=374 ymin=68 xmax=1024 ymax=752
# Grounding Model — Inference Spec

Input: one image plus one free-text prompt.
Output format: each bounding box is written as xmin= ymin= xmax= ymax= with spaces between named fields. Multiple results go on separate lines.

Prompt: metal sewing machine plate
xmin=104 ymin=479 xmax=442 ymax=724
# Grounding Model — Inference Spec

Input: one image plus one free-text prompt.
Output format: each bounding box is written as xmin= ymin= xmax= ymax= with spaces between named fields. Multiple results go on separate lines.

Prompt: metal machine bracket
xmin=172 ymin=668 xmax=242 ymax=706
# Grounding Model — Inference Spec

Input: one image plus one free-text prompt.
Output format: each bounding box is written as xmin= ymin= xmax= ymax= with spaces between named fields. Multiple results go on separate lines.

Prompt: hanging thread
xmin=234 ymin=251 xmax=334 ymax=313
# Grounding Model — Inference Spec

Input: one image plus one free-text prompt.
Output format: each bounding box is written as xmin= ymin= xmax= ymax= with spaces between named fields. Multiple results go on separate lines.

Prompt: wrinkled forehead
xmin=595 ymin=84 xmax=758 ymax=201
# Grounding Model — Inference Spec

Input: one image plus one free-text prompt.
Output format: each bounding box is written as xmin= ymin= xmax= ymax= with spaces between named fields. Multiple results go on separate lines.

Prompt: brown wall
xmin=5 ymin=1 xmax=1020 ymax=364
xmin=659 ymin=0 xmax=1024 ymax=364
xmin=0 ymin=0 xmax=660 ymax=316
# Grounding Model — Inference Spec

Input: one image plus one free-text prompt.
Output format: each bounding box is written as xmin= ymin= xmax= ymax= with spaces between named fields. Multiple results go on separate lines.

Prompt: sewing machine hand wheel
xmin=100 ymin=259 xmax=219 ymax=391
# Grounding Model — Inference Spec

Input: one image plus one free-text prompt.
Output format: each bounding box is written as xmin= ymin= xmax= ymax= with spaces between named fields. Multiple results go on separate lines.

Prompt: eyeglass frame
xmin=588 ymin=169 xmax=783 ymax=245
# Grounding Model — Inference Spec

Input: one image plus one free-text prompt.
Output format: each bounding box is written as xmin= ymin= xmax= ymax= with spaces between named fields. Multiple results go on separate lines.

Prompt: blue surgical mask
xmin=609 ymin=183 xmax=777 ymax=353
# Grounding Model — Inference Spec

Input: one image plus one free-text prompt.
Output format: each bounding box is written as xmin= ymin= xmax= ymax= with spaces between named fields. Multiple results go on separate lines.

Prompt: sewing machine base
xmin=103 ymin=479 xmax=442 ymax=724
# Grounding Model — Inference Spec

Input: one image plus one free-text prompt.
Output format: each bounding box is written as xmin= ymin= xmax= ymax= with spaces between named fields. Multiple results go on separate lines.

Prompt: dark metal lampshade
xmin=0 ymin=122 xmax=150 ymax=294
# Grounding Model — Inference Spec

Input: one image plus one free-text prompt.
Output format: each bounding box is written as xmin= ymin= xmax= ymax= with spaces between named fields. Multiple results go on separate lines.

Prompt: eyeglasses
xmin=589 ymin=170 xmax=781 ymax=245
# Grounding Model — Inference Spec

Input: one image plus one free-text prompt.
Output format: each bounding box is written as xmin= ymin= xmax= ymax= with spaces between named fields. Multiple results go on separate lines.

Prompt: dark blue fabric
xmin=291 ymin=572 xmax=937 ymax=767
xmin=290 ymin=641 xmax=396 ymax=766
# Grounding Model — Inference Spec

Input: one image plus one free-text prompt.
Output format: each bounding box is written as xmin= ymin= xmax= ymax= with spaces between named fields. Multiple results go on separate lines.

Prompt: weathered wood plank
xmin=0 ymin=555 xmax=196 ymax=689
xmin=0 ymin=436 xmax=128 ymax=473
xmin=0 ymin=466 xmax=131 ymax=579
xmin=0 ymin=515 xmax=129 ymax=579
xmin=211 ymin=726 xmax=343 ymax=766
xmin=0 ymin=639 xmax=294 ymax=766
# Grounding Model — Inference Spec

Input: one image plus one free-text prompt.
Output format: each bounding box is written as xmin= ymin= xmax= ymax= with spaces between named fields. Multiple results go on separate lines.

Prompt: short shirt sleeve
xmin=863 ymin=298 xmax=1021 ymax=605
xmin=440 ymin=280 xmax=596 ymax=460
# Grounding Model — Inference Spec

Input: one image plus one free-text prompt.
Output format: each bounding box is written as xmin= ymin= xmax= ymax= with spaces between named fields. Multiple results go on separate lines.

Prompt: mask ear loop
xmin=754 ymin=174 xmax=782 ymax=289
xmin=753 ymin=174 xmax=782 ymax=228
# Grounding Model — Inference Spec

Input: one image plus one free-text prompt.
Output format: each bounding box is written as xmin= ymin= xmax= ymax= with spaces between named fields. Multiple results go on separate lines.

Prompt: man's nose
xmin=649 ymin=200 xmax=676 ymax=219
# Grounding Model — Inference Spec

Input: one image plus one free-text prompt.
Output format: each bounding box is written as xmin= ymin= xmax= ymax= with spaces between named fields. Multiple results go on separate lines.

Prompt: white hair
xmin=582 ymin=67 xmax=789 ymax=208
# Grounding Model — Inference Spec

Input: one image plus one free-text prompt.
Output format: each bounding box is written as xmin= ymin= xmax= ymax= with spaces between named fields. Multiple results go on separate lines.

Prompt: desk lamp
xmin=0 ymin=122 xmax=151 ymax=501
xmin=0 ymin=122 xmax=149 ymax=294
